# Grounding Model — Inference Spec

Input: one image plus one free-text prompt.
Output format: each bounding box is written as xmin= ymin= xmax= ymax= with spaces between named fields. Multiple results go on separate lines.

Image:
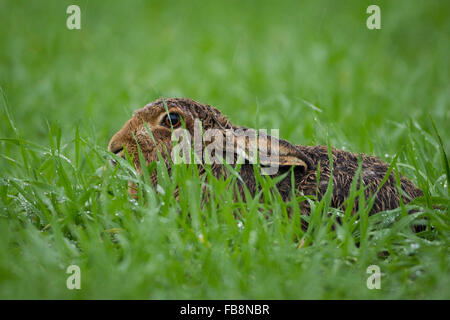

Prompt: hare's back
xmin=295 ymin=145 xmax=422 ymax=213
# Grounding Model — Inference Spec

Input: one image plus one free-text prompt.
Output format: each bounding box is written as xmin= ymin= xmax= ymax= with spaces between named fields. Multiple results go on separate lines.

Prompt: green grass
xmin=0 ymin=0 xmax=449 ymax=299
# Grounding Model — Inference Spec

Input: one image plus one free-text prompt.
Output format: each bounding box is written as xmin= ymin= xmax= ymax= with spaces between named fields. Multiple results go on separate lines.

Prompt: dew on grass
xmin=156 ymin=185 xmax=165 ymax=195
xmin=335 ymin=210 xmax=344 ymax=218
xmin=249 ymin=230 xmax=258 ymax=245
xmin=379 ymin=212 xmax=397 ymax=225
xmin=414 ymin=270 xmax=424 ymax=278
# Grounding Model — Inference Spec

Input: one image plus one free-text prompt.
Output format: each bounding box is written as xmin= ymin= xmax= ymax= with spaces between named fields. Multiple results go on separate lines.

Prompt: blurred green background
xmin=1 ymin=0 xmax=448 ymax=152
xmin=0 ymin=0 xmax=449 ymax=299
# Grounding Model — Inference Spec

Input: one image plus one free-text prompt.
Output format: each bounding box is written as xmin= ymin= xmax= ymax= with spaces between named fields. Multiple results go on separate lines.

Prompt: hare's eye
xmin=163 ymin=113 xmax=181 ymax=128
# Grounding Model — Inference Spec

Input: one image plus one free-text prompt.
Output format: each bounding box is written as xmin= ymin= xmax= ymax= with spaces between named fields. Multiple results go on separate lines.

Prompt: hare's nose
xmin=108 ymin=138 xmax=124 ymax=154
xmin=108 ymin=141 xmax=124 ymax=166
xmin=109 ymin=144 xmax=123 ymax=155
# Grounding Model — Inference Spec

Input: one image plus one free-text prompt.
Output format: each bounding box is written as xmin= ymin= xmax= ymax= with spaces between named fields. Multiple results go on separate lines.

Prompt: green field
xmin=0 ymin=0 xmax=449 ymax=299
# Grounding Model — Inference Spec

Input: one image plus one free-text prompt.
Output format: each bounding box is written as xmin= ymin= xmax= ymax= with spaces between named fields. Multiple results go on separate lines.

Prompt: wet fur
xmin=109 ymin=98 xmax=423 ymax=221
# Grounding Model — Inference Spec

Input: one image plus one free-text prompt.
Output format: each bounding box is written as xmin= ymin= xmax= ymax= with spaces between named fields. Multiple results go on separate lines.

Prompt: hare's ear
xmin=230 ymin=129 xmax=312 ymax=172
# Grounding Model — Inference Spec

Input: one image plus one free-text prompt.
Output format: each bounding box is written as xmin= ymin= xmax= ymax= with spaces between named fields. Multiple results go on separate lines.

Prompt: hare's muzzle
xmin=108 ymin=141 xmax=124 ymax=166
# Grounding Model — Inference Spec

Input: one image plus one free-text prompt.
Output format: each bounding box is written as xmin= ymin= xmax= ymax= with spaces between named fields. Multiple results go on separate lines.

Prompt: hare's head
xmin=108 ymin=98 xmax=312 ymax=181
xmin=108 ymin=98 xmax=233 ymax=171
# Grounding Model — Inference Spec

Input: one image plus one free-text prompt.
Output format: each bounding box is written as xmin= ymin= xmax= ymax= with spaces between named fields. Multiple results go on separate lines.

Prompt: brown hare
xmin=108 ymin=97 xmax=423 ymax=218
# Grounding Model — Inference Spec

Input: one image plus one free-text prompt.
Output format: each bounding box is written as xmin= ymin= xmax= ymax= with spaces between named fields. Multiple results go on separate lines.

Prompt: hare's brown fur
xmin=108 ymin=98 xmax=423 ymax=218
